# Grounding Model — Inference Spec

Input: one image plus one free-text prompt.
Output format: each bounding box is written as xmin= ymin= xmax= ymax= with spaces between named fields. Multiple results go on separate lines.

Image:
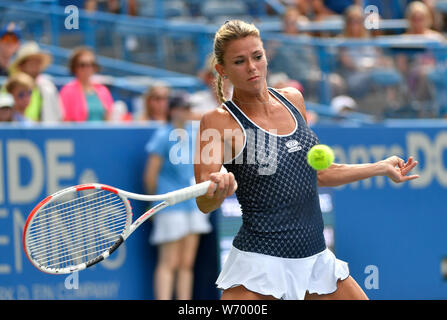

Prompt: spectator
xmin=5 ymin=72 xmax=35 ymax=123
xmin=331 ymin=94 xmax=357 ymax=115
xmin=420 ymin=0 xmax=444 ymax=32
xmin=337 ymin=5 xmax=394 ymax=102
xmin=282 ymin=4 xmax=309 ymax=34
xmin=139 ymin=84 xmax=170 ymax=122
xmin=144 ymin=93 xmax=212 ymax=300
xmin=60 ymin=47 xmax=114 ymax=122
xmin=403 ymin=1 xmax=445 ymax=41
xmin=396 ymin=1 xmax=445 ymax=114
xmin=266 ymin=7 xmax=319 ymax=97
xmin=0 ymin=92 xmax=14 ymax=122
xmin=0 ymin=22 xmax=21 ymax=76
xmin=9 ymin=41 xmax=64 ymax=122
xmin=84 ymin=0 xmax=98 ymax=12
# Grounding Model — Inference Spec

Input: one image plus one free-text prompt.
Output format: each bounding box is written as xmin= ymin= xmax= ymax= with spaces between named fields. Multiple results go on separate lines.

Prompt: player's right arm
xmin=194 ymin=109 xmax=237 ymax=213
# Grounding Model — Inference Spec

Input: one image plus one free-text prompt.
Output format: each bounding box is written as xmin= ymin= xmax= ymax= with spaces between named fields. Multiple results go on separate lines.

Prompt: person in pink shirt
xmin=60 ymin=47 xmax=114 ymax=122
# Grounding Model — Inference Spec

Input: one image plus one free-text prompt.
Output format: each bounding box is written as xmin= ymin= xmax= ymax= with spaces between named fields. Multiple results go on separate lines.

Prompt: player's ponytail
xmin=215 ymin=73 xmax=226 ymax=104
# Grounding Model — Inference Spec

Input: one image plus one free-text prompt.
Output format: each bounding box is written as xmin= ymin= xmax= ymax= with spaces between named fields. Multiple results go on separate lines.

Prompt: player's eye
xmin=234 ymin=60 xmax=243 ymax=65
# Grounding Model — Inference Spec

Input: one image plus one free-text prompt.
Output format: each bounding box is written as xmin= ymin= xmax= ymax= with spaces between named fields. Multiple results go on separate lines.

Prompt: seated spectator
xmin=337 ymin=5 xmax=394 ymax=100
xmin=395 ymin=1 xmax=445 ymax=112
xmin=403 ymin=1 xmax=445 ymax=41
xmin=9 ymin=41 xmax=64 ymax=122
xmin=282 ymin=4 xmax=309 ymax=33
xmin=139 ymin=84 xmax=170 ymax=122
xmin=60 ymin=47 xmax=114 ymax=122
xmin=0 ymin=22 xmax=21 ymax=76
xmin=266 ymin=7 xmax=319 ymax=96
xmin=0 ymin=92 xmax=14 ymax=122
xmin=331 ymin=94 xmax=357 ymax=115
xmin=5 ymin=72 xmax=35 ymax=123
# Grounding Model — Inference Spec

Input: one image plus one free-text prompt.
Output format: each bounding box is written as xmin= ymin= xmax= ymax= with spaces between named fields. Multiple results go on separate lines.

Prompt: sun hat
xmin=9 ymin=41 xmax=52 ymax=74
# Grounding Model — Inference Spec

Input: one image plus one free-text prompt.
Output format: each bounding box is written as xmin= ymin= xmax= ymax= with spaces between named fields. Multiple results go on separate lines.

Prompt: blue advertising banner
xmin=314 ymin=122 xmax=447 ymax=299
xmin=0 ymin=123 xmax=218 ymax=300
xmin=0 ymin=124 xmax=157 ymax=299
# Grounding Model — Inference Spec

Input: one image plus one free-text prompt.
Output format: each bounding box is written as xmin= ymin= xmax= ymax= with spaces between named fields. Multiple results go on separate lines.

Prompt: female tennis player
xmin=194 ymin=20 xmax=419 ymax=300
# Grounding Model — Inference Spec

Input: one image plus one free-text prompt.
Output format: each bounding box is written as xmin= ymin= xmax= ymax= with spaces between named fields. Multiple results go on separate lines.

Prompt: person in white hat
xmin=9 ymin=41 xmax=64 ymax=122
xmin=0 ymin=92 xmax=14 ymax=122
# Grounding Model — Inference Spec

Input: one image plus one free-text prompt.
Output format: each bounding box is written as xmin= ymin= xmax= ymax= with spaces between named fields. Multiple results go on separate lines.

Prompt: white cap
xmin=331 ymin=95 xmax=357 ymax=114
xmin=0 ymin=92 xmax=14 ymax=108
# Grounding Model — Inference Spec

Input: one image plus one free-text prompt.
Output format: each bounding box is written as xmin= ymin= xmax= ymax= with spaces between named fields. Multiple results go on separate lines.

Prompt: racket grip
xmin=165 ymin=181 xmax=213 ymax=206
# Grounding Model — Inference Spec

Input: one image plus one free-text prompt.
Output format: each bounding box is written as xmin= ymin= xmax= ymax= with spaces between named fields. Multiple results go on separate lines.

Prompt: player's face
xmin=218 ymin=36 xmax=267 ymax=93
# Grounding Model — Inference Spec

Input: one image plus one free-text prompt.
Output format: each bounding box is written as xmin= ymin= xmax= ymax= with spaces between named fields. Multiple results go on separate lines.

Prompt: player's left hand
xmin=382 ymin=156 xmax=419 ymax=183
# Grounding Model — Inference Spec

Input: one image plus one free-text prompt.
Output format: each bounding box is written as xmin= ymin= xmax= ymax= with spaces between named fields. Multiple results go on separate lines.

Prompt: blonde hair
xmin=5 ymin=72 xmax=34 ymax=94
xmin=406 ymin=1 xmax=432 ymax=28
xmin=213 ymin=20 xmax=261 ymax=103
xmin=142 ymin=83 xmax=170 ymax=120
xmin=343 ymin=5 xmax=369 ymax=38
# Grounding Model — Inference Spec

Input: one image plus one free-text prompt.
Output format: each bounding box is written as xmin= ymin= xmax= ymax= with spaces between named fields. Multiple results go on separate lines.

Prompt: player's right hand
xmin=207 ymin=172 xmax=237 ymax=200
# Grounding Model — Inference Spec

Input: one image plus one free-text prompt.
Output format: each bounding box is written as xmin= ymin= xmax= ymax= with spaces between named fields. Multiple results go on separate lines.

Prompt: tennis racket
xmin=22 ymin=181 xmax=214 ymax=274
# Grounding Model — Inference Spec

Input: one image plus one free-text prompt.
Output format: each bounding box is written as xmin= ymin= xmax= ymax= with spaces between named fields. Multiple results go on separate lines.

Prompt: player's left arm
xmin=280 ymin=87 xmax=419 ymax=187
xmin=317 ymin=157 xmax=418 ymax=187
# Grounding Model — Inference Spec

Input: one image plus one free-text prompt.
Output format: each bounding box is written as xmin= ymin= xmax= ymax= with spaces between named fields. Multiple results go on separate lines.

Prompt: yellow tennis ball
xmin=307 ymin=144 xmax=334 ymax=170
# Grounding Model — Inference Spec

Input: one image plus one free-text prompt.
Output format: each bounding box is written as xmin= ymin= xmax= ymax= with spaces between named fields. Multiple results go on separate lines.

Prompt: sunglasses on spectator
xmin=0 ymin=33 xmax=19 ymax=44
xmin=151 ymin=95 xmax=169 ymax=101
xmin=77 ymin=61 xmax=97 ymax=68
xmin=17 ymin=90 xmax=32 ymax=99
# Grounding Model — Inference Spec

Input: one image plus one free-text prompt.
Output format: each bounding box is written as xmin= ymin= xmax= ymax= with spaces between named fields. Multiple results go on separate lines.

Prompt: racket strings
xmin=26 ymin=189 xmax=128 ymax=271
xmin=28 ymin=190 xmax=117 ymax=229
xmin=27 ymin=198 xmax=125 ymax=246
xmin=29 ymin=205 xmax=126 ymax=257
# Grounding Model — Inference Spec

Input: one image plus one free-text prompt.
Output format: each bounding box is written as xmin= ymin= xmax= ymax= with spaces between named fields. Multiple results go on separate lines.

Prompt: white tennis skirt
xmin=149 ymin=210 xmax=212 ymax=245
xmin=216 ymin=246 xmax=350 ymax=300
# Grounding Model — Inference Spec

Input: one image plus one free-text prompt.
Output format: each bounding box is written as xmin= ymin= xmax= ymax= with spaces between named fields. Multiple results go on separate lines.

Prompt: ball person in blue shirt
xmin=145 ymin=93 xmax=212 ymax=300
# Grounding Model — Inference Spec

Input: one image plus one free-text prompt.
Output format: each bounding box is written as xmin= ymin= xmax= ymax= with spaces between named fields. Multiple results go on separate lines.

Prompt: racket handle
xmin=165 ymin=181 xmax=214 ymax=206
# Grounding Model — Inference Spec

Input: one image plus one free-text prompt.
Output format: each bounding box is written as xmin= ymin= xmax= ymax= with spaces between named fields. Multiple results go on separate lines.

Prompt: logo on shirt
xmin=285 ymin=139 xmax=302 ymax=153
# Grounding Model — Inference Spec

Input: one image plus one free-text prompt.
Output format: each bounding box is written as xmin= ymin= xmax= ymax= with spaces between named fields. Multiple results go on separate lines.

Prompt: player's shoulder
xmin=273 ymin=86 xmax=304 ymax=104
xmin=272 ymin=86 xmax=306 ymax=116
xmin=200 ymin=105 xmax=236 ymax=131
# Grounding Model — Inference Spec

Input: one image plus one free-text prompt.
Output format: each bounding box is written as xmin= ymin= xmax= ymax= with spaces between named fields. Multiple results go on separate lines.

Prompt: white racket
xmin=22 ymin=181 xmax=214 ymax=274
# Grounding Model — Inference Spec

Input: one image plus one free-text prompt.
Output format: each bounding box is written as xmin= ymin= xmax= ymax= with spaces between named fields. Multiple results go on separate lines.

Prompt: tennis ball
xmin=307 ymin=144 xmax=334 ymax=170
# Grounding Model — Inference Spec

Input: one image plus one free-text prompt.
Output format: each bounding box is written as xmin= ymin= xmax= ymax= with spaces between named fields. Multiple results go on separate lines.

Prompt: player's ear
xmin=215 ymin=63 xmax=225 ymax=79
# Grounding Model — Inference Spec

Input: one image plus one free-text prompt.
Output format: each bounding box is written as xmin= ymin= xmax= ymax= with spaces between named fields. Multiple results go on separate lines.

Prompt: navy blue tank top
xmin=222 ymin=88 xmax=326 ymax=258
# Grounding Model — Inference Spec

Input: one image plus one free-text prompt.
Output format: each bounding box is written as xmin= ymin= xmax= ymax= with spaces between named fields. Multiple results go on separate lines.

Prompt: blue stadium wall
xmin=0 ymin=122 xmax=445 ymax=299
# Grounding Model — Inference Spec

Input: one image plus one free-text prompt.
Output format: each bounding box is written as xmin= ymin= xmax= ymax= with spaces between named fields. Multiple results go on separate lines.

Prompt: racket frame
xmin=23 ymin=181 xmax=211 ymax=274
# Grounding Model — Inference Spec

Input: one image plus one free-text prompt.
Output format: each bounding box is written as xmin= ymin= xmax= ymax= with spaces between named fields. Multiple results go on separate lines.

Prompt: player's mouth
xmin=248 ymin=75 xmax=260 ymax=81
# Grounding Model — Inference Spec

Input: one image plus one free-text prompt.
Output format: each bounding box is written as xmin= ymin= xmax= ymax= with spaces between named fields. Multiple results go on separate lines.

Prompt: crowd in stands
xmin=1 ymin=0 xmax=447 ymax=123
